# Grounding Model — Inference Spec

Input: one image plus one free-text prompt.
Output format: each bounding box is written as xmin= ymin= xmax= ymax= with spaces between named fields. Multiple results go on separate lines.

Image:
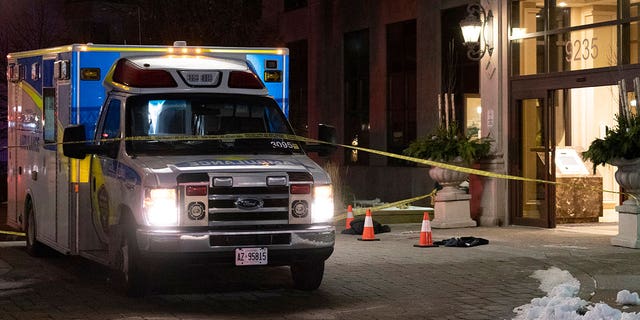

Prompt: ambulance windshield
xmin=125 ymin=94 xmax=300 ymax=156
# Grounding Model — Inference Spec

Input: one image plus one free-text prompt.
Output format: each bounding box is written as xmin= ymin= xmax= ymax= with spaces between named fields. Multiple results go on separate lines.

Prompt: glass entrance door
xmin=552 ymin=86 xmax=620 ymax=222
xmin=509 ymin=63 xmax=640 ymax=227
xmin=511 ymin=96 xmax=555 ymax=227
xmin=510 ymin=85 xmax=622 ymax=227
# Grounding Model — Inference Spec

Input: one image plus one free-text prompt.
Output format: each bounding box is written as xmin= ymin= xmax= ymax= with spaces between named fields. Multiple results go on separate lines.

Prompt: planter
xmin=402 ymin=123 xmax=492 ymax=227
xmin=429 ymin=161 xmax=476 ymax=228
xmin=429 ymin=167 xmax=469 ymax=194
xmin=428 ymin=163 xmax=468 ymax=200
xmin=609 ymin=157 xmax=640 ymax=248
xmin=611 ymin=157 xmax=640 ymax=203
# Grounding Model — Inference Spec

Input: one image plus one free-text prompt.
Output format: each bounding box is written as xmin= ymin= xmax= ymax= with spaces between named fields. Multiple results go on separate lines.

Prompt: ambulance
xmin=6 ymin=42 xmax=336 ymax=295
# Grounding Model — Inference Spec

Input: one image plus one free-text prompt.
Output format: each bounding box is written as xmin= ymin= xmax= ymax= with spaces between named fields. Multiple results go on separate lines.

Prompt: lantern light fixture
xmin=459 ymin=2 xmax=493 ymax=61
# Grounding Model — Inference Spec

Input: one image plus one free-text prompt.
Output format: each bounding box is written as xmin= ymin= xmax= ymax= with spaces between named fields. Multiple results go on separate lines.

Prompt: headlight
xmin=144 ymin=188 xmax=178 ymax=226
xmin=311 ymin=185 xmax=334 ymax=223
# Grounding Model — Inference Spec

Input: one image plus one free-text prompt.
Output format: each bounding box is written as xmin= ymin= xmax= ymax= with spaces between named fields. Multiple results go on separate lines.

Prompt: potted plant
xmin=582 ymin=88 xmax=640 ymax=248
xmin=403 ymin=122 xmax=492 ymax=197
xmin=403 ymin=121 xmax=492 ymax=228
xmin=582 ymin=109 xmax=640 ymax=200
xmin=582 ymin=112 xmax=640 ymax=176
xmin=403 ymin=122 xmax=492 ymax=166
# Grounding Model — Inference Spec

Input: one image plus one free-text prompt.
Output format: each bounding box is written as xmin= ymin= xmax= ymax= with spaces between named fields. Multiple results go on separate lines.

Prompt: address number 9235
xmin=564 ymin=38 xmax=598 ymax=62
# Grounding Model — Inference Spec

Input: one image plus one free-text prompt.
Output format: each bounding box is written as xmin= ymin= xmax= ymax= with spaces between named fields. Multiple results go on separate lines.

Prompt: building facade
xmin=264 ymin=0 xmax=640 ymax=228
xmin=263 ymin=0 xmax=507 ymax=226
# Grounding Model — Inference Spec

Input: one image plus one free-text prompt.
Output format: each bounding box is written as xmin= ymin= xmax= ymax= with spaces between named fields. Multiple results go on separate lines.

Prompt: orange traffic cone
xmin=358 ymin=209 xmax=380 ymax=241
xmin=414 ymin=212 xmax=438 ymax=247
xmin=345 ymin=205 xmax=354 ymax=230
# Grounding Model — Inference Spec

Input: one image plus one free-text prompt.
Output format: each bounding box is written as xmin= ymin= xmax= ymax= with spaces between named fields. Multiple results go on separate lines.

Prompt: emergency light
xmin=112 ymin=58 xmax=177 ymax=88
xmin=228 ymin=71 xmax=265 ymax=89
xmin=111 ymin=57 xmax=266 ymax=90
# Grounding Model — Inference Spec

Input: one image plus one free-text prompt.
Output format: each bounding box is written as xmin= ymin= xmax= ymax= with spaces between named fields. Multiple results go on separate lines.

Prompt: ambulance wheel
xmin=120 ymin=225 xmax=149 ymax=297
xmin=25 ymin=201 xmax=45 ymax=257
xmin=291 ymin=260 xmax=325 ymax=291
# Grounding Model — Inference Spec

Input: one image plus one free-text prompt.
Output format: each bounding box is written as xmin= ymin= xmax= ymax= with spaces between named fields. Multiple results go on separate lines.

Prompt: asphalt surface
xmin=0 ymin=221 xmax=638 ymax=319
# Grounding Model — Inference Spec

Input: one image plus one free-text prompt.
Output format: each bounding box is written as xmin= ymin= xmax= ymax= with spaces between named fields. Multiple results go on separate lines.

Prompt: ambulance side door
xmin=41 ymin=88 xmax=58 ymax=244
xmin=90 ymin=98 xmax=122 ymax=244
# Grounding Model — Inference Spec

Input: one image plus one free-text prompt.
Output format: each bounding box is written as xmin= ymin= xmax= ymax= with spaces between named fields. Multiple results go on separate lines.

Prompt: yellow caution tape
xmin=3 ymin=132 xmax=632 ymax=215
xmin=5 ymin=131 xmax=629 ymax=192
xmin=0 ymin=230 xmax=26 ymax=237
xmin=333 ymin=190 xmax=438 ymax=221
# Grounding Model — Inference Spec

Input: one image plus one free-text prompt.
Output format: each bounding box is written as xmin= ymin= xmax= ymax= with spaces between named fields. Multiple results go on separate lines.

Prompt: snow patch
xmin=513 ymin=267 xmax=640 ymax=320
xmin=618 ymin=290 xmax=640 ymax=306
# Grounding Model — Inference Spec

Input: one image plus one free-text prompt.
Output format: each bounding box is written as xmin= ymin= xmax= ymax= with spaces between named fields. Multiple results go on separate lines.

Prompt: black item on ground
xmin=433 ymin=237 xmax=489 ymax=247
xmin=341 ymin=219 xmax=391 ymax=235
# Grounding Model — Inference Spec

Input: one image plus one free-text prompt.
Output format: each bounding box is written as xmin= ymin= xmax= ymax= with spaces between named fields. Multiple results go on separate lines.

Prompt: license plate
xmin=235 ymin=247 xmax=268 ymax=266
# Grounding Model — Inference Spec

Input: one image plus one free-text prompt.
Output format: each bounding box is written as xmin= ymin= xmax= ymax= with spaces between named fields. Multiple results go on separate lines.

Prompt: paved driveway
xmin=0 ymin=224 xmax=638 ymax=320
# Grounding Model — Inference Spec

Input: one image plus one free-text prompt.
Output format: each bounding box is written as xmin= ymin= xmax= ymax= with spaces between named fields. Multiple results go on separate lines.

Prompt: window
xmin=43 ymin=88 xmax=56 ymax=143
xmin=510 ymin=0 xmax=640 ymax=75
xmin=31 ymin=63 xmax=40 ymax=80
xmin=344 ymin=29 xmax=370 ymax=165
xmin=386 ymin=20 xmax=416 ymax=165
xmin=99 ymin=100 xmax=121 ymax=141
xmin=465 ymin=94 xmax=482 ymax=138
xmin=125 ymin=94 xmax=296 ymax=157
xmin=95 ymin=99 xmax=121 ymax=158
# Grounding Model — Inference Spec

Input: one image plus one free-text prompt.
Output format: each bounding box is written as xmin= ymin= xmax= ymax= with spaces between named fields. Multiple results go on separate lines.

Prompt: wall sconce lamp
xmin=459 ymin=2 xmax=493 ymax=61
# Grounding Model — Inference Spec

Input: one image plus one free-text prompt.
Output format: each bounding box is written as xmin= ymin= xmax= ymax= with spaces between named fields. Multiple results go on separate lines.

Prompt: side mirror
xmin=305 ymin=124 xmax=337 ymax=157
xmin=62 ymin=125 xmax=88 ymax=159
xmin=318 ymin=124 xmax=337 ymax=145
xmin=317 ymin=124 xmax=337 ymax=157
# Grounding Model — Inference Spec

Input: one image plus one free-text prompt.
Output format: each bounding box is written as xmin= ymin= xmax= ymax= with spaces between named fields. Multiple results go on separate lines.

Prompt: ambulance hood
xmin=133 ymin=154 xmax=331 ymax=186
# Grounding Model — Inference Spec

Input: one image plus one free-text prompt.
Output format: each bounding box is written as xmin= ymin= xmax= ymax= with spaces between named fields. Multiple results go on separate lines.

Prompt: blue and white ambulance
xmin=6 ymin=42 xmax=335 ymax=295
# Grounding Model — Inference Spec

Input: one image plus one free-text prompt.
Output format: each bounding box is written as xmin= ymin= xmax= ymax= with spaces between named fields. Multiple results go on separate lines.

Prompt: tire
xmin=291 ymin=260 xmax=325 ymax=291
xmin=120 ymin=224 xmax=149 ymax=297
xmin=25 ymin=201 xmax=46 ymax=257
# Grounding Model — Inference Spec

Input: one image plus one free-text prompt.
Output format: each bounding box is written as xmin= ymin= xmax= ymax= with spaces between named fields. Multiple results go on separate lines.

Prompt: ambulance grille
xmin=208 ymin=186 xmax=290 ymax=223
xmin=175 ymin=171 xmax=313 ymax=225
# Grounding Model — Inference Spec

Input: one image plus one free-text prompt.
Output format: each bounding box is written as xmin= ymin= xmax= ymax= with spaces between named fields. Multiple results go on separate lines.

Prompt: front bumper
xmin=135 ymin=225 xmax=335 ymax=266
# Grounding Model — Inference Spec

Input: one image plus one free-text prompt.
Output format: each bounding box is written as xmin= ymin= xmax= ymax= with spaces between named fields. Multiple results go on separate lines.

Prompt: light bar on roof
xmin=179 ymin=70 xmax=221 ymax=87
xmin=167 ymin=47 xmax=203 ymax=54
